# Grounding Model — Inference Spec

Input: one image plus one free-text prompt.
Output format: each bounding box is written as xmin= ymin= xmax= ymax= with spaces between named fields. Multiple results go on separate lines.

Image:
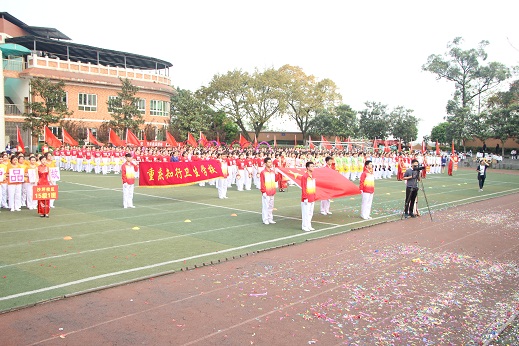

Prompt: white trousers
xmin=8 ymin=184 xmax=22 ymax=211
xmin=261 ymin=194 xmax=275 ymax=223
xmin=236 ymin=169 xmax=245 ymax=191
xmin=244 ymin=170 xmax=252 ymax=190
xmin=216 ymin=178 xmax=228 ymax=199
xmin=24 ymin=182 xmax=37 ymax=209
xmin=301 ymin=201 xmax=314 ymax=229
xmin=360 ymin=192 xmax=374 ymax=219
xmin=123 ymin=183 xmax=135 ymax=208
xmin=320 ymin=199 xmax=330 ymax=214
xmin=1 ymin=183 xmax=7 ymax=208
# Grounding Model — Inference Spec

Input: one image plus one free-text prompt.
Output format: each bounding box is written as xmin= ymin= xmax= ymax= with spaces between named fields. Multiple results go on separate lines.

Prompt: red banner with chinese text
xmin=33 ymin=185 xmax=59 ymax=200
xmin=139 ymin=160 xmax=224 ymax=186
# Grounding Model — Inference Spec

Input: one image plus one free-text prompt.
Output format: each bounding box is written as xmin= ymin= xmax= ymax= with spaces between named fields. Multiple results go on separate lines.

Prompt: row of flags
xmin=16 ymin=126 xmax=456 ymax=153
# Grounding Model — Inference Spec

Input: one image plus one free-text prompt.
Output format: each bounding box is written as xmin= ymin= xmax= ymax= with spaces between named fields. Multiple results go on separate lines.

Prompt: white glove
xmin=262 ymin=192 xmax=267 ymax=197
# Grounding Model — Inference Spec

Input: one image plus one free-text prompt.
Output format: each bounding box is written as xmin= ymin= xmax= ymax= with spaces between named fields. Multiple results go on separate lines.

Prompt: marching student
xmin=320 ymin=156 xmax=333 ymax=215
xmin=7 ymin=155 xmax=23 ymax=211
xmin=301 ymin=161 xmax=316 ymax=232
xmin=45 ymin=152 xmax=58 ymax=209
xmin=121 ymin=153 xmax=138 ymax=208
xmin=260 ymin=157 xmax=278 ymax=225
xmin=216 ymin=153 xmax=229 ymax=199
xmin=359 ymin=160 xmax=375 ymax=220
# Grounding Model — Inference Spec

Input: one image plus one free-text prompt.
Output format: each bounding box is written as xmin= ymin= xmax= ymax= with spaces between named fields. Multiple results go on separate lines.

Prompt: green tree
xmin=107 ymin=78 xmax=144 ymax=134
xmin=487 ymin=80 xmax=519 ymax=155
xmin=422 ymin=37 xmax=511 ymax=149
xmin=208 ymin=111 xmax=239 ymax=144
xmin=170 ymin=88 xmax=211 ymax=142
xmin=308 ymin=104 xmax=358 ymax=139
xmin=335 ymin=104 xmax=359 ymax=138
xmin=430 ymin=122 xmax=451 ymax=144
xmin=278 ymin=64 xmax=342 ymax=142
xmin=23 ymin=78 xmax=73 ymax=144
xmin=358 ymin=101 xmax=390 ymax=140
xmin=389 ymin=106 xmax=419 ymax=146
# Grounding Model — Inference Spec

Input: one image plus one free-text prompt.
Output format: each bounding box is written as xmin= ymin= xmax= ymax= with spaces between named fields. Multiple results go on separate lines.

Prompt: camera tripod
xmin=401 ymin=175 xmax=433 ymax=222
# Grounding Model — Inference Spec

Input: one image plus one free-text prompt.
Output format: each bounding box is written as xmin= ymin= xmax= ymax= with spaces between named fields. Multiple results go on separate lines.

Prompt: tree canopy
xmin=107 ymin=78 xmax=144 ymax=134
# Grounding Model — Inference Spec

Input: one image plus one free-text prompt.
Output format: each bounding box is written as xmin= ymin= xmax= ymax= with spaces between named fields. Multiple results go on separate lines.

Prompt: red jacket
xmin=301 ymin=172 xmax=316 ymax=202
xmin=359 ymin=168 xmax=375 ymax=193
xmin=260 ymin=168 xmax=278 ymax=196
xmin=122 ymin=162 xmax=138 ymax=185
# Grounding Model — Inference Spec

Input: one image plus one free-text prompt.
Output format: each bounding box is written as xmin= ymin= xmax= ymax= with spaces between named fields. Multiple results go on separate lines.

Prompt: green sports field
xmin=1 ymin=168 xmax=518 ymax=312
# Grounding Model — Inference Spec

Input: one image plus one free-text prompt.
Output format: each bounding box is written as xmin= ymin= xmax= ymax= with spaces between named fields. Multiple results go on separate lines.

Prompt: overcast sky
xmin=4 ymin=0 xmax=518 ymax=140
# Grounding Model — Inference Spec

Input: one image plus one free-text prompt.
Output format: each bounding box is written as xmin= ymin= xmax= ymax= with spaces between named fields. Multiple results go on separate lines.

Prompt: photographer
xmin=403 ymin=159 xmax=422 ymax=218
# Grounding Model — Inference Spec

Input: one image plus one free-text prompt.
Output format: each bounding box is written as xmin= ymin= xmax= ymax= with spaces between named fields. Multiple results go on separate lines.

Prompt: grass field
xmin=1 ymin=168 xmax=518 ymax=313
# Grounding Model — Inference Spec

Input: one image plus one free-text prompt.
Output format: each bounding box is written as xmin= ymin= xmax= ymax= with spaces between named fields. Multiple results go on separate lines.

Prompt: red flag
xmin=384 ymin=139 xmax=390 ymax=153
xmin=62 ymin=127 xmax=79 ymax=146
xmin=309 ymin=135 xmax=315 ymax=149
xmin=239 ymin=134 xmax=251 ymax=148
xmin=273 ymin=135 xmax=277 ymax=148
xmin=294 ymin=134 xmax=297 ymax=147
xmin=254 ymin=134 xmax=258 ymax=148
xmin=451 ymin=139 xmax=455 ymax=154
xmin=435 ymin=141 xmax=440 ymax=155
xmin=335 ymin=136 xmax=343 ymax=150
xmin=87 ymin=129 xmax=104 ymax=146
xmin=143 ymin=131 xmax=148 ymax=147
xmin=199 ymin=131 xmax=208 ymax=147
xmin=16 ymin=126 xmax=25 ymax=153
xmin=187 ymin=132 xmax=198 ymax=147
xmin=166 ymin=132 xmax=178 ymax=147
xmin=421 ymin=140 xmax=426 ymax=154
xmin=126 ymin=128 xmax=141 ymax=146
xmin=398 ymin=141 xmax=402 ymax=153
xmin=44 ymin=126 xmax=62 ymax=148
xmin=109 ymin=129 xmax=124 ymax=147
xmin=347 ymin=137 xmax=352 ymax=152
xmin=278 ymin=167 xmax=361 ymax=201
xmin=321 ymin=136 xmax=332 ymax=150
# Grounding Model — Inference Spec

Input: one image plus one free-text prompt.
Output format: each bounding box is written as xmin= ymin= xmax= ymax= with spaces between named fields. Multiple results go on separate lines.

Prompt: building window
xmin=137 ymin=99 xmax=146 ymax=114
xmin=62 ymin=92 xmax=68 ymax=107
xmin=78 ymin=93 xmax=97 ymax=111
xmin=150 ymin=100 xmax=170 ymax=117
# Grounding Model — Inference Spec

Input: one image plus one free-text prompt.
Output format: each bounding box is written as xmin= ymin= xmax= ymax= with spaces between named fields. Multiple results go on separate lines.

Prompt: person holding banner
xmin=320 ymin=156 xmax=333 ymax=215
xmin=7 ymin=155 xmax=24 ymax=212
xmin=0 ymin=152 xmax=8 ymax=209
xmin=37 ymin=155 xmax=51 ymax=217
xmin=122 ymin=153 xmax=138 ymax=208
xmin=260 ymin=157 xmax=278 ymax=225
xmin=45 ymin=152 xmax=58 ymax=209
xmin=359 ymin=160 xmax=375 ymax=220
xmin=301 ymin=161 xmax=316 ymax=232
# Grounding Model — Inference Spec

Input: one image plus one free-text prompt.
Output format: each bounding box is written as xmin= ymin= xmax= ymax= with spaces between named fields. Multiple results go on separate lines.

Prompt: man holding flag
xmin=260 ymin=157 xmax=278 ymax=225
xmin=301 ymin=161 xmax=316 ymax=232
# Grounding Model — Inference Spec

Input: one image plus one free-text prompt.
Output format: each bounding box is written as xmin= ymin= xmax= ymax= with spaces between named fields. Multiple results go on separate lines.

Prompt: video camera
xmin=412 ymin=164 xmax=426 ymax=171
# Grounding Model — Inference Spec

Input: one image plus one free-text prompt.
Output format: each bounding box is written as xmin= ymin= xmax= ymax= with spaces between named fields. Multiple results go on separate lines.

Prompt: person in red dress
xmin=37 ymin=155 xmax=50 ymax=217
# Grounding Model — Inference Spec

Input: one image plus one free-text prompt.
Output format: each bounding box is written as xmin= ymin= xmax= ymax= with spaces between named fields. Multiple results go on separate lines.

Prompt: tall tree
xmin=107 ymin=78 xmax=144 ymax=134
xmin=335 ymin=104 xmax=359 ymax=138
xmin=208 ymin=111 xmax=239 ymax=144
xmin=389 ymin=106 xmax=419 ymax=146
xmin=308 ymin=104 xmax=358 ymax=139
xmin=358 ymin=101 xmax=390 ymax=140
xmin=422 ymin=37 xmax=511 ymax=149
xmin=430 ymin=122 xmax=451 ymax=144
xmin=278 ymin=64 xmax=342 ymax=142
xmin=486 ymin=80 xmax=519 ymax=155
xmin=170 ymin=88 xmax=211 ymax=141
xmin=23 ymin=78 xmax=73 ymax=144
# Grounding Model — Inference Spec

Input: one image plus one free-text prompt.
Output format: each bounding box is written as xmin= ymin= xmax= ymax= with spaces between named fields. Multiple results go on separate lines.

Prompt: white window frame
xmin=150 ymin=100 xmax=170 ymax=117
xmin=137 ymin=98 xmax=146 ymax=114
xmin=78 ymin=93 xmax=97 ymax=112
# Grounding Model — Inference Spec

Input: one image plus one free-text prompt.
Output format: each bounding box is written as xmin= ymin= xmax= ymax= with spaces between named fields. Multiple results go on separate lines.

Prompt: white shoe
xmin=327 ymin=212 xmax=333 ymax=215
xmin=308 ymin=227 xmax=315 ymax=231
xmin=130 ymin=206 xmax=135 ymax=208
xmin=124 ymin=206 xmax=128 ymax=208
xmin=302 ymin=227 xmax=310 ymax=232
xmin=269 ymin=220 xmax=276 ymax=224
xmin=367 ymin=216 xmax=372 ymax=219
xmin=224 ymin=196 xmax=229 ymax=199
xmin=263 ymin=222 xmax=270 ymax=225
xmin=50 ymin=206 xmax=55 ymax=208
xmin=320 ymin=212 xmax=327 ymax=216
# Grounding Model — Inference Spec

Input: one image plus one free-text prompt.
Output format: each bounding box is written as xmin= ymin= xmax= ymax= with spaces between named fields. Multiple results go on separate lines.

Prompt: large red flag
xmin=187 ymin=132 xmax=198 ymax=147
xmin=321 ymin=136 xmax=332 ymax=150
xmin=254 ymin=134 xmax=258 ymax=148
xmin=421 ymin=140 xmax=426 ymax=154
xmin=87 ymin=129 xmax=104 ymax=146
xmin=239 ymin=134 xmax=251 ymax=148
xmin=142 ymin=132 xmax=148 ymax=147
xmin=199 ymin=132 xmax=208 ymax=147
xmin=166 ymin=132 xmax=179 ymax=147
xmin=435 ymin=141 xmax=440 ymax=155
xmin=398 ymin=141 xmax=402 ymax=153
xmin=16 ymin=126 xmax=25 ymax=153
xmin=451 ymin=139 xmax=455 ymax=154
xmin=44 ymin=126 xmax=62 ymax=148
xmin=273 ymin=135 xmax=277 ymax=148
xmin=62 ymin=127 xmax=79 ymax=146
xmin=335 ymin=136 xmax=343 ymax=150
xmin=126 ymin=129 xmax=141 ymax=146
xmin=279 ymin=167 xmax=361 ymax=201
xmin=109 ymin=129 xmax=124 ymax=147
xmin=308 ymin=135 xmax=315 ymax=149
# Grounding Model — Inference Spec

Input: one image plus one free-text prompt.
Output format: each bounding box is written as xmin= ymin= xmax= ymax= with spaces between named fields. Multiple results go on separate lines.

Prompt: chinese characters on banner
xmin=33 ymin=185 xmax=59 ymax=200
xmin=27 ymin=168 xmax=38 ymax=183
xmin=9 ymin=168 xmax=24 ymax=183
xmin=0 ymin=167 xmax=5 ymax=182
xmin=139 ymin=160 xmax=224 ymax=186
xmin=49 ymin=167 xmax=61 ymax=181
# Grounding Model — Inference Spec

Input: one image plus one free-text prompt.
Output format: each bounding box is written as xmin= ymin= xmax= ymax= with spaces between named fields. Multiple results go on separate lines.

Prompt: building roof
xmin=6 ymin=36 xmax=172 ymax=70
xmin=0 ymin=12 xmax=71 ymax=40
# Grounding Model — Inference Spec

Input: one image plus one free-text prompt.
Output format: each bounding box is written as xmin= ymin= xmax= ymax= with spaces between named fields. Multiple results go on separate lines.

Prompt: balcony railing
xmin=5 ymin=104 xmax=23 ymax=115
xmin=2 ymin=59 xmax=24 ymax=72
xmin=26 ymin=55 xmax=172 ymax=86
